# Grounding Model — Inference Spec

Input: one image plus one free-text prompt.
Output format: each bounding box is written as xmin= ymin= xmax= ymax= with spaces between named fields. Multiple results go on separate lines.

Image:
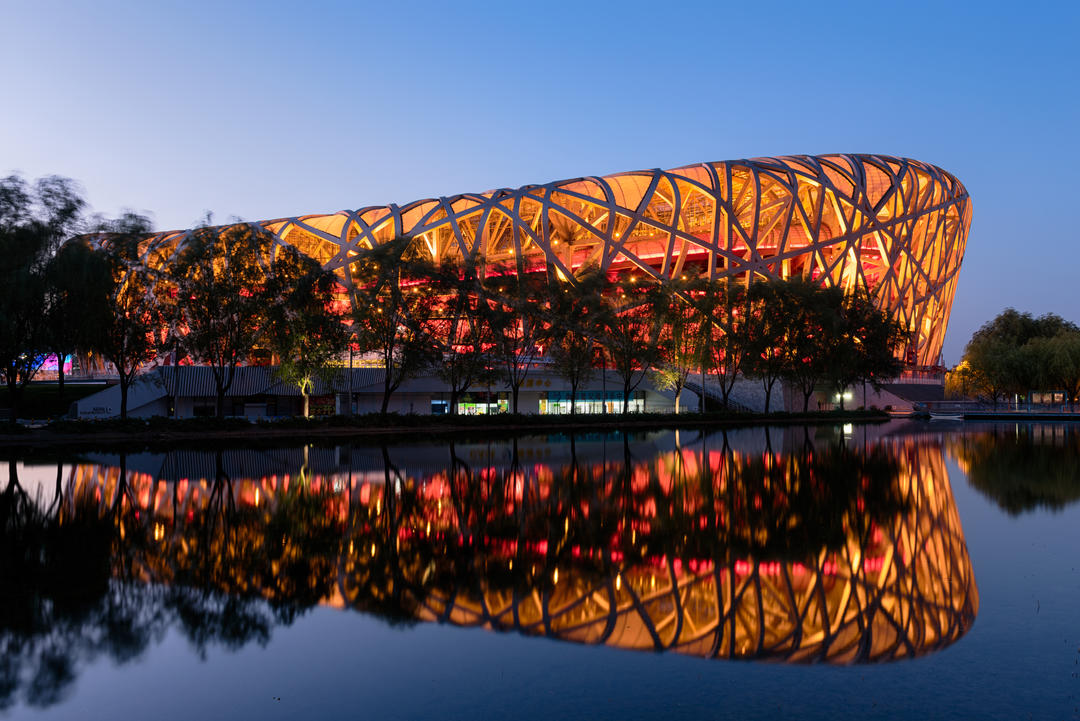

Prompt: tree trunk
xmin=303 ymin=392 xmax=310 ymax=418
xmin=601 ymin=352 xmax=608 ymax=415
xmin=622 ymin=386 xmax=631 ymax=416
xmin=57 ymin=355 xmax=65 ymax=399
xmin=54 ymin=461 xmax=63 ymax=506
xmin=700 ymin=366 xmax=706 ymax=413
xmin=217 ymin=385 xmax=227 ymax=419
xmin=5 ymin=376 xmax=19 ymax=425
xmin=762 ymin=380 xmax=772 ymax=414
xmin=120 ymin=378 xmax=130 ymax=420
xmin=381 ymin=378 xmax=392 ymax=416
xmin=512 ymin=385 xmax=520 ymax=414
xmin=803 ymin=389 xmax=812 ymax=413
xmin=569 ymin=382 xmax=578 ymax=416
xmin=448 ymin=389 xmax=459 ymax=416
xmin=674 ymin=387 xmax=681 ymax=414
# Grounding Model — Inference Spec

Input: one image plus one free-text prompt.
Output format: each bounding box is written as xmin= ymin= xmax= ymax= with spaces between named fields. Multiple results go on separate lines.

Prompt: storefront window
xmin=456 ymin=392 xmax=509 ymax=415
xmin=538 ymin=390 xmax=645 ymax=415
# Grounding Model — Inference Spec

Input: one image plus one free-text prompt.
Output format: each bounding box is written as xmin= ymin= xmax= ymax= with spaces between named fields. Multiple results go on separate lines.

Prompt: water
xmin=1 ymin=421 xmax=1078 ymax=720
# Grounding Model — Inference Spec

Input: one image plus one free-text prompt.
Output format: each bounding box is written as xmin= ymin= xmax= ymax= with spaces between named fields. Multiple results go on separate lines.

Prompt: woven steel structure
xmin=137 ymin=153 xmax=970 ymax=366
xmin=63 ymin=432 xmax=977 ymax=665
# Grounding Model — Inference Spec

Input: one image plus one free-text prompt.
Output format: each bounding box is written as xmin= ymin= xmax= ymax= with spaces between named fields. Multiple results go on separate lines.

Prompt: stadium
xmin=75 ymin=154 xmax=971 ymax=418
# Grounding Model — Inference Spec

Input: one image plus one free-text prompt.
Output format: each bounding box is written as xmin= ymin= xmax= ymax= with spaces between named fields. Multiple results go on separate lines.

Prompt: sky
xmin=1 ymin=0 xmax=1077 ymax=363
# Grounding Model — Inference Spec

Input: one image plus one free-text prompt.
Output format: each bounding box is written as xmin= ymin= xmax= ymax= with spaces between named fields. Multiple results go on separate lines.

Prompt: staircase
xmin=685 ymin=378 xmax=762 ymax=413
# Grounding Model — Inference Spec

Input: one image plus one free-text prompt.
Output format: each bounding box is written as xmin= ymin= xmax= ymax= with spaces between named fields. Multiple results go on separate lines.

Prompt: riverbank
xmin=0 ymin=409 xmax=890 ymax=450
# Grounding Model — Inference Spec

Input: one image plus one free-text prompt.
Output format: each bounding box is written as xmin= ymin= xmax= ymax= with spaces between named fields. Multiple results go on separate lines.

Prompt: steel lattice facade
xmin=142 ymin=153 xmax=971 ymax=365
xmin=64 ymin=433 xmax=977 ymax=664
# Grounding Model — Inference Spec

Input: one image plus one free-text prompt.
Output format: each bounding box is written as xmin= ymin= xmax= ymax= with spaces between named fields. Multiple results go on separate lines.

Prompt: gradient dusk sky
xmin=1 ymin=0 xmax=1077 ymax=363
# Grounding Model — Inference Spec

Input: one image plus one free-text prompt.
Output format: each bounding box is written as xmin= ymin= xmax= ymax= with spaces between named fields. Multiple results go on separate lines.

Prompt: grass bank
xmin=0 ymin=382 xmax=108 ymax=419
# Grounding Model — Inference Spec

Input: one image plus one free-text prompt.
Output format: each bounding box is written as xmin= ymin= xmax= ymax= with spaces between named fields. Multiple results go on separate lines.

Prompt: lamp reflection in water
xmin=50 ymin=430 xmax=976 ymax=669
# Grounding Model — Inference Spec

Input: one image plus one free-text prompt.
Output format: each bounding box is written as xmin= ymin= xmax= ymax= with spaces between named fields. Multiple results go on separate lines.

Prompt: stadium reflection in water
xmin=2 ymin=428 xmax=978 ymax=706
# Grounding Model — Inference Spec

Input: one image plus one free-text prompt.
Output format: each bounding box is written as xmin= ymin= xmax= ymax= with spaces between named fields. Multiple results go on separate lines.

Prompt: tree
xmin=777 ymin=279 xmax=843 ymax=413
xmin=652 ymin=276 xmax=706 ymax=414
xmin=598 ymin=277 xmax=662 ymax=416
xmin=94 ymin=219 xmax=167 ymax=420
xmin=425 ymin=257 xmax=496 ymax=415
xmin=1030 ymin=331 xmax=1080 ymax=410
xmin=823 ymin=289 xmax=906 ymax=409
xmin=743 ymin=281 xmax=791 ymax=413
xmin=265 ymin=247 xmax=349 ymax=417
xmin=543 ymin=268 xmax=608 ymax=416
xmin=0 ymin=174 xmax=87 ymax=422
xmin=699 ymin=279 xmax=750 ymax=411
xmin=351 ymin=237 xmax=438 ymax=416
xmin=44 ymin=239 xmax=114 ymax=399
xmin=961 ymin=309 xmax=1078 ymax=406
xmin=485 ymin=267 xmax=548 ymax=414
xmin=167 ymin=223 xmax=282 ymax=418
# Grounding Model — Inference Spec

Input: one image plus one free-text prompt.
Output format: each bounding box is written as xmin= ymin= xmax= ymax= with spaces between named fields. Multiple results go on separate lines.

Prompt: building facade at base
xmin=70 ymin=366 xmax=678 ymax=420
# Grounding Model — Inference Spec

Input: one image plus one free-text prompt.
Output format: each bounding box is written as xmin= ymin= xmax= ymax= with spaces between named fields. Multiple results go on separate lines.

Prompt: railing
xmin=684 ymin=380 xmax=756 ymax=414
xmin=891 ymin=368 xmax=946 ymax=385
xmin=921 ymin=400 xmax=1079 ymax=414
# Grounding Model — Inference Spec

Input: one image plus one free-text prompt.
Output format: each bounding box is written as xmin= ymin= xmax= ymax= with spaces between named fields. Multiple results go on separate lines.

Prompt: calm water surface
xmin=2 ymin=421 xmax=1079 ymax=720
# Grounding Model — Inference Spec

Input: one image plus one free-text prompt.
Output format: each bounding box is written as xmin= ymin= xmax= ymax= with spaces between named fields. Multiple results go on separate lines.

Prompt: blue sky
xmin=2 ymin=0 xmax=1077 ymax=362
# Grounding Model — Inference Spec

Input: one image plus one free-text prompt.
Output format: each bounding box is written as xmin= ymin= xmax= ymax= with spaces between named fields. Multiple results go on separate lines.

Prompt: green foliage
xmin=167 ymin=223 xmax=282 ymax=417
xmin=94 ymin=220 xmax=165 ymax=420
xmin=652 ymin=275 xmax=708 ymax=414
xmin=823 ymin=289 xmax=906 ymax=409
xmin=698 ymin=279 xmax=749 ymax=410
xmin=952 ymin=425 xmax=1080 ymax=514
xmin=542 ymin=267 xmax=608 ymax=416
xmin=1031 ymin=331 xmax=1080 ymax=409
xmin=484 ymin=266 xmax=550 ymax=413
xmin=44 ymin=240 xmax=114 ymax=395
xmin=423 ymin=257 xmax=496 ymax=415
xmin=743 ymin=281 xmax=791 ymax=412
xmin=958 ymin=308 xmax=1079 ymax=405
xmin=265 ymin=248 xmax=349 ymax=417
xmin=598 ymin=277 xmax=662 ymax=415
xmin=0 ymin=174 xmax=88 ymax=422
xmin=350 ymin=237 xmax=440 ymax=415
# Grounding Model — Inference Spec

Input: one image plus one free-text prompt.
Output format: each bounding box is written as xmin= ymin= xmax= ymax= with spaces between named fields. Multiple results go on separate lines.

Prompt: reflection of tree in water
xmin=336 ymin=432 xmax=975 ymax=664
xmin=0 ymin=451 xmax=340 ymax=709
xmin=1 ymin=431 xmax=980 ymax=708
xmin=0 ymin=458 xmax=159 ymax=709
xmin=950 ymin=424 xmax=1080 ymax=514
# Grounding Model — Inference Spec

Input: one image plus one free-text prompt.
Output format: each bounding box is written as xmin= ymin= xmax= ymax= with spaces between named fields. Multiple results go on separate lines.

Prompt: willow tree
xmin=0 ymin=174 xmax=87 ymax=421
xmin=96 ymin=224 xmax=168 ymax=420
xmin=1030 ymin=331 xmax=1080 ymax=411
xmin=44 ymin=239 xmax=113 ymax=399
xmin=961 ymin=309 xmax=1078 ymax=407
